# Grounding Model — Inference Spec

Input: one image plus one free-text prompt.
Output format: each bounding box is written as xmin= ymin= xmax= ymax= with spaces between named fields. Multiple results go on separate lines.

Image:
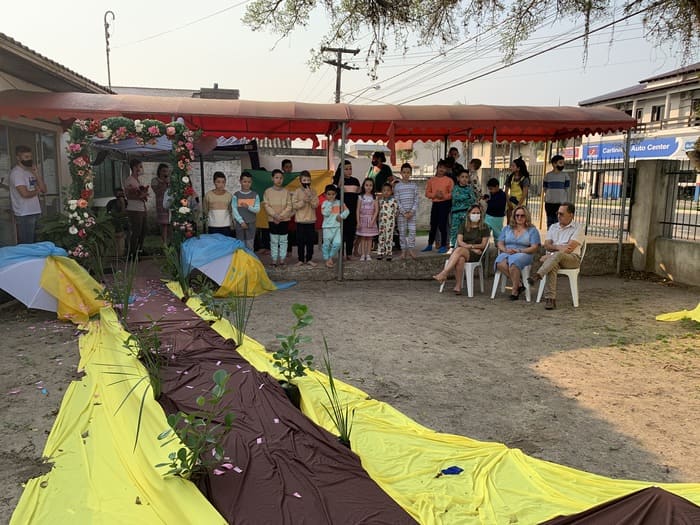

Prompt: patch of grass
xmin=679 ymin=319 xmax=700 ymax=332
xmin=614 ymin=336 xmax=628 ymax=347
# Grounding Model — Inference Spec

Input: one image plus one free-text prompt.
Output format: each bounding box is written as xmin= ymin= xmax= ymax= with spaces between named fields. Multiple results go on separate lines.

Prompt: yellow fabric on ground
xmin=214 ymin=249 xmax=277 ymax=297
xmin=40 ymin=256 xmax=105 ymax=324
xmin=182 ymin=286 xmax=700 ymax=524
xmin=656 ymin=302 xmax=700 ymax=323
xmin=11 ymin=307 xmax=225 ymax=525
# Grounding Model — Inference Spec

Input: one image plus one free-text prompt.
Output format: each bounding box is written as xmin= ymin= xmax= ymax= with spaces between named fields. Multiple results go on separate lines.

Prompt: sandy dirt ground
xmin=1 ymin=273 xmax=699 ymax=521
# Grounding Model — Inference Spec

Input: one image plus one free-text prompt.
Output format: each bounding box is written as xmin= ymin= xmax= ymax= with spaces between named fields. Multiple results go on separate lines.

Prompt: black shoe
xmin=386 ymin=256 xmax=392 ymax=261
xmin=509 ymin=294 xmax=519 ymax=301
xmin=518 ymin=285 xmax=525 ymax=295
xmin=527 ymin=274 xmax=541 ymax=286
xmin=377 ymin=255 xmax=383 ymax=260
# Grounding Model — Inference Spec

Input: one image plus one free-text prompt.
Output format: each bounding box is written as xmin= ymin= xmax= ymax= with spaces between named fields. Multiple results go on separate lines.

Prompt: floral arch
xmin=65 ymin=117 xmax=199 ymax=258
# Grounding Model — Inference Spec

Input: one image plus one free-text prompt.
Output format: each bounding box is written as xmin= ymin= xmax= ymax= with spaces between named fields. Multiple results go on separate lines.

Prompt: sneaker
xmin=437 ymin=246 xmax=448 ymax=254
xmin=307 ymin=261 xmax=317 ymax=268
xmin=544 ymin=298 xmax=556 ymax=310
xmin=421 ymin=246 xmax=433 ymax=252
xmin=446 ymin=247 xmax=454 ymax=255
xmin=366 ymin=255 xmax=372 ymax=261
xmin=295 ymin=261 xmax=305 ymax=267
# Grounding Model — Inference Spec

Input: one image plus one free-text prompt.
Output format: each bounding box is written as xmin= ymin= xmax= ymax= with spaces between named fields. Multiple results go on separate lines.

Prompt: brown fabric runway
xmin=541 ymin=486 xmax=700 ymax=524
xmin=125 ymin=276 xmax=416 ymax=525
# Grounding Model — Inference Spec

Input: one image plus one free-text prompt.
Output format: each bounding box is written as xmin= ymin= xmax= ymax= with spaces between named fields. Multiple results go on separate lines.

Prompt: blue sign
xmin=583 ymin=137 xmax=679 ymax=160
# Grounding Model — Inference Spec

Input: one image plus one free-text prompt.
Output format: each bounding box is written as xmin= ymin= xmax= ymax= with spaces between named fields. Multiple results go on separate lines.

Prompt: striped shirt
xmin=543 ymin=170 xmax=571 ymax=204
xmin=394 ymin=181 xmax=419 ymax=214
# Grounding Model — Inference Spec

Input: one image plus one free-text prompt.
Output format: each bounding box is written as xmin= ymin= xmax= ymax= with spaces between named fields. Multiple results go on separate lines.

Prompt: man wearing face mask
xmin=9 ymin=145 xmax=46 ymax=244
xmin=542 ymin=155 xmax=570 ymax=228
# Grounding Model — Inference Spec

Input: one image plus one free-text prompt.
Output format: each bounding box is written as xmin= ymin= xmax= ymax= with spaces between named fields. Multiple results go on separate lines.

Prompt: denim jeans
xmin=15 ymin=214 xmax=39 ymax=244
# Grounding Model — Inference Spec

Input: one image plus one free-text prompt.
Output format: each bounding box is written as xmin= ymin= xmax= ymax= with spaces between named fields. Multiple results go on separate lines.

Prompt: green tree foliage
xmin=243 ymin=0 xmax=700 ymax=80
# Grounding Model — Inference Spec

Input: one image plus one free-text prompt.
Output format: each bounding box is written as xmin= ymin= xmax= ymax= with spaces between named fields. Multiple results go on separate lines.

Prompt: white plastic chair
xmin=439 ymin=240 xmax=490 ymax=297
xmin=536 ymin=240 xmax=587 ymax=307
xmin=490 ymin=263 xmax=532 ymax=302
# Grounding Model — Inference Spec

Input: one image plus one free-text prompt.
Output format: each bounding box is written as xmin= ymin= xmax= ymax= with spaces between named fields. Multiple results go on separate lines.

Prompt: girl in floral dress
xmin=355 ymin=178 xmax=378 ymax=261
xmin=377 ymin=183 xmax=398 ymax=261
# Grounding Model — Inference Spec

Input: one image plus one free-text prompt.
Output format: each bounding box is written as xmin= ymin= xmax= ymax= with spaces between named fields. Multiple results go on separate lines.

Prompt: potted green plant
xmin=318 ymin=337 xmax=355 ymax=448
xmin=272 ymin=303 xmax=314 ymax=408
xmin=157 ymin=369 xmax=236 ymax=489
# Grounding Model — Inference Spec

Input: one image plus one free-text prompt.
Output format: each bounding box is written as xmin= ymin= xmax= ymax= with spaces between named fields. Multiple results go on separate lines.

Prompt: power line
xmin=396 ymin=7 xmax=653 ymax=104
xmin=114 ymin=0 xmax=250 ymax=48
xmin=364 ymin=7 xmax=564 ymax=101
xmin=367 ymin=7 xmax=645 ymax=104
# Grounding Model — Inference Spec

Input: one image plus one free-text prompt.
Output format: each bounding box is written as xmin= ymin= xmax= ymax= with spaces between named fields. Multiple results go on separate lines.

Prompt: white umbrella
xmin=0 ymin=257 xmax=57 ymax=312
xmin=197 ymin=254 xmax=233 ymax=285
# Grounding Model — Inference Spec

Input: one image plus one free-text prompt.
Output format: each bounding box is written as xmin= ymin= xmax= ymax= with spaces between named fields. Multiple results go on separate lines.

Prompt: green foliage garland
xmin=65 ymin=117 xmax=200 ymax=260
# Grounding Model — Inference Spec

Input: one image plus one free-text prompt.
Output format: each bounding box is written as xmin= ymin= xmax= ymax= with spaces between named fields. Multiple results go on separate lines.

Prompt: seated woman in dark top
xmin=433 ymin=204 xmax=490 ymax=295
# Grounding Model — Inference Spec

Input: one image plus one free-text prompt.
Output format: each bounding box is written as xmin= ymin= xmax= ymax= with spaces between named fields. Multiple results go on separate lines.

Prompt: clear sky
xmin=1 ymin=0 xmax=696 ymax=107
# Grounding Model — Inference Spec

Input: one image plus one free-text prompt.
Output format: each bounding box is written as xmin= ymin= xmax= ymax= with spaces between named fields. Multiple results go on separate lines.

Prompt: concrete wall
xmin=654 ymin=238 xmax=700 ymax=286
xmin=628 ymin=159 xmax=700 ymax=287
xmin=266 ymin=242 xmax=633 ymax=281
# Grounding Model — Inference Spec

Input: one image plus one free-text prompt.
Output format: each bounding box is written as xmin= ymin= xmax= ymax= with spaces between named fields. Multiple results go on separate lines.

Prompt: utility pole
xmin=321 ymin=46 xmax=358 ymax=280
xmin=104 ymin=11 xmax=115 ymax=90
xmin=321 ymin=46 xmax=360 ymax=103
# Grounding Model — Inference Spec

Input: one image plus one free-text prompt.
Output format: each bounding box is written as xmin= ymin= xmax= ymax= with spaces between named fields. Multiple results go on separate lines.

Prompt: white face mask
xmin=469 ymin=213 xmax=481 ymax=223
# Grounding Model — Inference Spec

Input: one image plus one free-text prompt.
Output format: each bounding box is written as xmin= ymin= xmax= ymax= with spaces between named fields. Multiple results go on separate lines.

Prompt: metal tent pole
xmin=337 ymin=122 xmax=348 ymax=281
xmin=490 ymin=127 xmax=497 ymax=178
xmin=616 ymin=131 xmax=632 ymax=276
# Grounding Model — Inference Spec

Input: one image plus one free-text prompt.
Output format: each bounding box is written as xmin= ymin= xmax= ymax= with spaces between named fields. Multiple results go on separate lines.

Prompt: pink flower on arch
xmin=166 ymin=126 xmax=176 ymax=136
xmin=148 ymin=125 xmax=160 ymax=136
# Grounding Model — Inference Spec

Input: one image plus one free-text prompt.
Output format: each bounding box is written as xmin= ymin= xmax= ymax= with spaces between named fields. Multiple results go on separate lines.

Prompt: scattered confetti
xmin=233 ymin=466 xmax=243 ymax=473
xmin=258 ymin=384 xmax=264 ymax=390
xmin=8 ymin=389 xmax=21 ymax=395
xmin=213 ymin=469 xmax=226 ymax=476
xmin=273 ymin=418 xmax=280 ymax=424
xmin=216 ymin=361 xmax=221 ymax=366
xmin=256 ymin=437 xmax=263 ymax=444
xmin=292 ymin=492 xmax=302 ymax=498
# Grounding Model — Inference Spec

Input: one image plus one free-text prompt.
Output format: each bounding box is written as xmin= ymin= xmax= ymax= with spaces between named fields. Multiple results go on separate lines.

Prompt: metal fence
xmin=484 ymin=157 xmax=632 ymax=239
xmin=574 ymin=158 xmax=633 ymax=240
xmin=661 ymin=159 xmax=700 ymax=241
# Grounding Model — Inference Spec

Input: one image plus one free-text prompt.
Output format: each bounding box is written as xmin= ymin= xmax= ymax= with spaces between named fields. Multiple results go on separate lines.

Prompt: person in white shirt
xmin=124 ymin=159 xmax=149 ymax=256
xmin=9 ymin=145 xmax=46 ymax=244
xmin=527 ymin=202 xmax=585 ymax=310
